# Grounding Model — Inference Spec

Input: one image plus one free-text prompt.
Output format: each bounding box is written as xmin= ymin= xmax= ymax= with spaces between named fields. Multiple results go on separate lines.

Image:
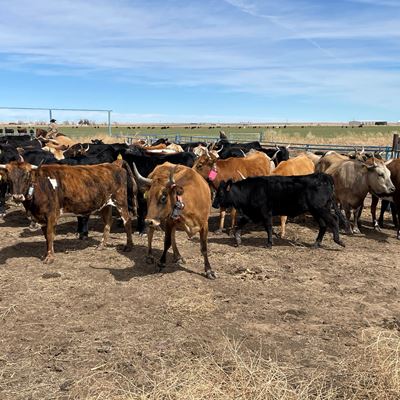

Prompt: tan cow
xmin=132 ymin=162 xmax=216 ymax=279
xmin=193 ymin=151 xmax=272 ymax=233
xmin=271 ymin=154 xmax=315 ymax=237
xmin=328 ymin=157 xmax=395 ymax=233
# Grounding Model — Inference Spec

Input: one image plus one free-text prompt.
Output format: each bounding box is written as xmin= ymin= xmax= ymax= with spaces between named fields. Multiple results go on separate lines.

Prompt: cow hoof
xmin=234 ymin=234 xmax=241 ymax=246
xmin=156 ymin=262 xmax=166 ymax=272
xmin=174 ymin=257 xmax=186 ymax=265
xmin=214 ymin=229 xmax=223 ymax=235
xmin=79 ymin=234 xmax=89 ymax=240
xmin=265 ymin=243 xmax=272 ymax=249
xmin=146 ymin=255 xmax=155 ymax=264
xmin=336 ymin=240 xmax=346 ymax=247
xmin=312 ymin=242 xmax=321 ymax=249
xmin=353 ymin=227 xmax=360 ymax=234
xmin=122 ymin=245 xmax=132 ymax=252
xmin=206 ymin=270 xmax=217 ymax=279
xmin=397 ymin=233 xmax=400 ymax=240
xmin=43 ymin=256 xmax=54 ymax=264
xmin=96 ymin=244 xmax=106 ymax=250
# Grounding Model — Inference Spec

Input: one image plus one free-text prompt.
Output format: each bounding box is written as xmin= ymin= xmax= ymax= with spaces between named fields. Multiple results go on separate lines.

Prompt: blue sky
xmin=1 ymin=0 xmax=400 ymax=123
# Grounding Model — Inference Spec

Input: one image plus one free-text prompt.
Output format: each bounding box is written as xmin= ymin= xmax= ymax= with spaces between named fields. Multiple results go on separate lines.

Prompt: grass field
xmin=2 ymin=124 xmax=400 ymax=146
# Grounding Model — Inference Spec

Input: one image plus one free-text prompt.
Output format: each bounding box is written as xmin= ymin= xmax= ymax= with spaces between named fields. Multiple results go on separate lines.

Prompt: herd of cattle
xmin=0 ymin=131 xmax=398 ymax=279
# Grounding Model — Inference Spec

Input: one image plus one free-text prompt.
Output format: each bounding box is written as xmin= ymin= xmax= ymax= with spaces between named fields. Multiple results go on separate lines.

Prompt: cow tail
xmin=121 ymin=160 xmax=138 ymax=216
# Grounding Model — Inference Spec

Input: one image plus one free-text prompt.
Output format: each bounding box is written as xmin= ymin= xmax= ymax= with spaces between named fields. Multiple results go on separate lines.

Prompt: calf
xmin=193 ymin=150 xmax=272 ymax=233
xmin=0 ymin=160 xmax=136 ymax=263
xmin=213 ymin=173 xmax=346 ymax=249
xmin=271 ymin=154 xmax=315 ymax=237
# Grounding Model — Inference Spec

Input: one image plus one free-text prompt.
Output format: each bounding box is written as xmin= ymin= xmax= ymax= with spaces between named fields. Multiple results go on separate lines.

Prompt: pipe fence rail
xmin=112 ymin=132 xmax=399 ymax=159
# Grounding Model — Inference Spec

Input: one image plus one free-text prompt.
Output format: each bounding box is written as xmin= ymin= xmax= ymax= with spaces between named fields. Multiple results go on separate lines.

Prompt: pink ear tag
xmin=208 ymin=169 xmax=218 ymax=181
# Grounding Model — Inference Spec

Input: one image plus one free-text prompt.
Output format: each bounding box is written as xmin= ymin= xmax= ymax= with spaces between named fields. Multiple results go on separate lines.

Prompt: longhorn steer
xmin=0 ymin=160 xmax=136 ymax=263
xmin=133 ymin=162 xmax=215 ymax=279
xmin=213 ymin=173 xmax=346 ymax=249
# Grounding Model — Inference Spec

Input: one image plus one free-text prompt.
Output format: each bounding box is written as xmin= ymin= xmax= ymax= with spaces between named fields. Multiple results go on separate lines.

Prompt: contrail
xmin=224 ymin=0 xmax=336 ymax=59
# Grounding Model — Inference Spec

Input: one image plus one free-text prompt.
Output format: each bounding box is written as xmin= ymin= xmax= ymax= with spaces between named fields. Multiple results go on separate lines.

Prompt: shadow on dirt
xmin=91 ymin=244 xmax=205 ymax=281
xmin=0 ymin=237 xmax=100 ymax=264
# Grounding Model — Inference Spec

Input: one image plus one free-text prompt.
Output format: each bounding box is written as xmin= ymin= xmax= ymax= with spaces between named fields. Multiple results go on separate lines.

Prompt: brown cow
xmin=371 ymin=159 xmax=400 ymax=239
xmin=0 ymin=160 xmax=136 ymax=263
xmin=271 ymin=154 xmax=315 ymax=237
xmin=193 ymin=151 xmax=272 ymax=233
xmin=132 ymin=162 xmax=215 ymax=279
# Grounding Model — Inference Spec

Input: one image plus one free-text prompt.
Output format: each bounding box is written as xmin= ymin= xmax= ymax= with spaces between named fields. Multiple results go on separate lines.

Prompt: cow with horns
xmin=0 ymin=160 xmax=137 ymax=263
xmin=132 ymin=162 xmax=216 ymax=279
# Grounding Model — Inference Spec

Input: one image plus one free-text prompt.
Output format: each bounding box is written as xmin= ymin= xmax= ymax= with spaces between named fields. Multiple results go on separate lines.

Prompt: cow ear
xmin=176 ymin=186 xmax=184 ymax=196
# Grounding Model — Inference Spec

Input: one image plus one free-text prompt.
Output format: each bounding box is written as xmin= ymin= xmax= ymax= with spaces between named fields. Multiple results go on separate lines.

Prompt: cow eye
xmin=160 ymin=194 xmax=167 ymax=204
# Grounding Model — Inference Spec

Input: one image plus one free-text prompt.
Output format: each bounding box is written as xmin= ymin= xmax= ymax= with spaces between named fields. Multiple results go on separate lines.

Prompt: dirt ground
xmin=0 ymin=199 xmax=399 ymax=399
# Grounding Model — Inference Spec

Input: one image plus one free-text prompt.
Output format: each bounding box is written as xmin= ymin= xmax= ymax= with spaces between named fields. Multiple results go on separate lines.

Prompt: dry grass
xmin=61 ymin=330 xmax=400 ymax=400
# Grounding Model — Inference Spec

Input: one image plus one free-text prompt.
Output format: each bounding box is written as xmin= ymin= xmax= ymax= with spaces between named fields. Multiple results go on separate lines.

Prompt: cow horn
xmin=83 ymin=144 xmax=90 ymax=152
xmin=271 ymin=149 xmax=280 ymax=160
xmin=131 ymin=162 xmax=152 ymax=186
xmin=237 ymin=170 xmax=246 ymax=180
xmin=216 ymin=145 xmax=224 ymax=154
xmin=360 ymin=146 xmax=365 ymax=154
xmin=286 ymin=144 xmax=291 ymax=149
xmin=31 ymin=165 xmax=39 ymax=170
xmin=19 ymin=155 xmax=24 ymax=162
xmin=0 ymin=164 xmax=6 ymax=169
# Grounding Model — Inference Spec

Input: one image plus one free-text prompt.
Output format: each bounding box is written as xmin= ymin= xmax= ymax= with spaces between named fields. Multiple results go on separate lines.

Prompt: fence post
xmin=392 ymin=134 xmax=399 ymax=158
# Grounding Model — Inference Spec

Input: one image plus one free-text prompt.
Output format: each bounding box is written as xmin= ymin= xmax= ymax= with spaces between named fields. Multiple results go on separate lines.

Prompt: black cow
xmin=123 ymin=151 xmax=196 ymax=233
xmin=212 ymin=173 xmax=346 ymax=248
xmin=180 ymin=141 xmax=207 ymax=152
xmin=259 ymin=146 xmax=290 ymax=166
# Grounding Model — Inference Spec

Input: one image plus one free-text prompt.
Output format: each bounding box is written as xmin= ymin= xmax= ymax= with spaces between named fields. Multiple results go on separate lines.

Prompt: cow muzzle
xmin=12 ymin=194 xmax=25 ymax=203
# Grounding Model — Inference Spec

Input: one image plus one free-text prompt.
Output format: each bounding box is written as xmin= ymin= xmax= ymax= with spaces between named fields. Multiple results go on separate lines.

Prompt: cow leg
xmin=146 ymin=227 xmax=155 ymax=264
xmin=280 ymin=216 xmax=288 ymax=238
xmin=0 ymin=181 xmax=7 ymax=217
xmin=343 ymin=205 xmax=353 ymax=234
xmin=171 ymin=227 xmax=185 ymax=264
xmin=77 ymin=216 xmax=89 ymax=240
xmin=215 ymin=208 xmax=226 ymax=234
xmin=117 ymin=207 xmax=133 ymax=252
xmin=228 ymin=208 xmax=237 ymax=236
xmin=261 ymin=212 xmax=273 ymax=248
xmin=353 ymin=205 xmax=363 ymax=234
xmin=315 ymin=210 xmax=345 ymax=248
xmin=42 ymin=219 xmax=56 ymax=264
xmin=371 ymin=195 xmax=380 ymax=230
xmin=200 ymin=224 xmax=215 ymax=279
xmin=234 ymin=215 xmax=249 ymax=247
xmin=137 ymin=193 xmax=147 ymax=235
xmin=390 ymin=202 xmax=398 ymax=227
xmin=98 ymin=206 xmax=112 ymax=249
xmin=158 ymin=225 xmax=172 ymax=271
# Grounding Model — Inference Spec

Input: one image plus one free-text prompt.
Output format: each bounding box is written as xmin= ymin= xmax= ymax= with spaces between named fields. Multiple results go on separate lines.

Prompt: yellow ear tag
xmin=117 ymin=153 xmax=123 ymax=160
xmin=144 ymin=191 xmax=148 ymax=199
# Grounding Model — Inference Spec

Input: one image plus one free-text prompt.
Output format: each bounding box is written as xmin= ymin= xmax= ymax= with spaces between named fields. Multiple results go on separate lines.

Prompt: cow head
xmin=212 ymin=180 xmax=234 ymax=209
xmin=0 ymin=161 xmax=38 ymax=202
xmin=364 ymin=158 xmax=396 ymax=197
xmin=193 ymin=154 xmax=218 ymax=178
xmin=144 ymin=166 xmax=185 ymax=228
